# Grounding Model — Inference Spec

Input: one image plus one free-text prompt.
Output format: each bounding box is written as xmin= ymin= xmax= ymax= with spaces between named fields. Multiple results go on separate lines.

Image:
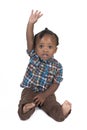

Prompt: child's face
xmin=35 ymin=34 xmax=57 ymax=60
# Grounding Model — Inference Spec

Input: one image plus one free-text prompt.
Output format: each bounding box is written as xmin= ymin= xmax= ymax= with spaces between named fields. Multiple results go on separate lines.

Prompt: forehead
xmin=37 ymin=34 xmax=57 ymax=43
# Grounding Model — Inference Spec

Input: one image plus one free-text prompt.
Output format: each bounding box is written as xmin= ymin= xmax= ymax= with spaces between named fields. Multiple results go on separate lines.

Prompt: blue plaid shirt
xmin=20 ymin=50 xmax=63 ymax=92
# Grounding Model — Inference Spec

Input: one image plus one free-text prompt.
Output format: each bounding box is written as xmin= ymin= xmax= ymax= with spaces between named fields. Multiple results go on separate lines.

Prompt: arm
xmin=26 ymin=10 xmax=43 ymax=51
xmin=33 ymin=80 xmax=59 ymax=106
xmin=43 ymin=80 xmax=59 ymax=98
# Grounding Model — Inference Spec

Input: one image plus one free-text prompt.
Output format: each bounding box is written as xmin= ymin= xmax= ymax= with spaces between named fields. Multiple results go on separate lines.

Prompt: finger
xmin=39 ymin=102 xmax=43 ymax=106
xmin=38 ymin=13 xmax=43 ymax=18
xmin=33 ymin=96 xmax=42 ymax=106
xmin=33 ymin=96 xmax=38 ymax=101
xmin=35 ymin=10 xmax=39 ymax=15
xmin=36 ymin=101 xmax=41 ymax=106
xmin=31 ymin=9 xmax=34 ymax=16
xmin=35 ymin=11 xmax=43 ymax=19
xmin=34 ymin=99 xmax=40 ymax=106
xmin=33 ymin=97 xmax=39 ymax=103
xmin=37 ymin=11 xmax=43 ymax=18
xmin=38 ymin=99 xmax=44 ymax=106
xmin=38 ymin=11 xmax=43 ymax=16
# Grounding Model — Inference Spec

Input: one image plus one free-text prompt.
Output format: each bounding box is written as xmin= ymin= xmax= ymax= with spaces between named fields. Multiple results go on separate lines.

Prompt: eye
xmin=39 ymin=44 xmax=43 ymax=48
xmin=48 ymin=45 xmax=52 ymax=49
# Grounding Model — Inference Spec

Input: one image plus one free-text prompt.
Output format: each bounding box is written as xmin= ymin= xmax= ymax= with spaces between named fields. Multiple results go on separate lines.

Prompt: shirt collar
xmin=39 ymin=57 xmax=54 ymax=64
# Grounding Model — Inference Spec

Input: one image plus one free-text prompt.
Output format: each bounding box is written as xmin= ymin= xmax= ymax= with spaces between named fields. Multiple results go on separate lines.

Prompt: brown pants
xmin=18 ymin=88 xmax=68 ymax=122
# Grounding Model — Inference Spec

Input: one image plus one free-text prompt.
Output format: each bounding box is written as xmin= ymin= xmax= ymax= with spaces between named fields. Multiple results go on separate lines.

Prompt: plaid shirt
xmin=20 ymin=50 xmax=63 ymax=92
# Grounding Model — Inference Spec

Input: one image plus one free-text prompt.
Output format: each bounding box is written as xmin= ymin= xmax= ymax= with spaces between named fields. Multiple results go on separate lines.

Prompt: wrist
xmin=43 ymin=91 xmax=49 ymax=99
xmin=28 ymin=21 xmax=34 ymax=26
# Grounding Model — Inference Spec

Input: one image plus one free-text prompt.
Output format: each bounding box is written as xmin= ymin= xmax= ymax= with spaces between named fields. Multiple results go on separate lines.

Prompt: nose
xmin=43 ymin=47 xmax=48 ymax=52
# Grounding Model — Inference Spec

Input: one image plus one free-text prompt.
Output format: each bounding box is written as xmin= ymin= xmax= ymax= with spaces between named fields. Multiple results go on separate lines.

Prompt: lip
xmin=42 ymin=54 xmax=49 ymax=59
xmin=42 ymin=54 xmax=48 ymax=57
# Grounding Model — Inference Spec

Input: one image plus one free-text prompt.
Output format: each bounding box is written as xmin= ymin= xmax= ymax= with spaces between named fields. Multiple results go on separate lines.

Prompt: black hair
xmin=33 ymin=28 xmax=59 ymax=47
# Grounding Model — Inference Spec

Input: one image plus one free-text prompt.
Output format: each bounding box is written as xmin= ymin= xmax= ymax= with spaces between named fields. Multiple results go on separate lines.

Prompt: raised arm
xmin=26 ymin=10 xmax=43 ymax=52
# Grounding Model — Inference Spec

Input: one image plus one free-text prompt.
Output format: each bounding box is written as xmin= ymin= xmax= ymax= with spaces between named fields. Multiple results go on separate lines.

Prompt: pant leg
xmin=18 ymin=88 xmax=36 ymax=120
xmin=40 ymin=94 xmax=65 ymax=122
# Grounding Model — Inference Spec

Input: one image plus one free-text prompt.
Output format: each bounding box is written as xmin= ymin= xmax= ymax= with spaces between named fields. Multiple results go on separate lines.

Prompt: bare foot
xmin=62 ymin=100 xmax=72 ymax=117
xmin=23 ymin=103 xmax=35 ymax=113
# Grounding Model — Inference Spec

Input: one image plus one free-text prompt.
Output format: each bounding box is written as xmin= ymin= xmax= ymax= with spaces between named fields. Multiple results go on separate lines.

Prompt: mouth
xmin=42 ymin=54 xmax=49 ymax=59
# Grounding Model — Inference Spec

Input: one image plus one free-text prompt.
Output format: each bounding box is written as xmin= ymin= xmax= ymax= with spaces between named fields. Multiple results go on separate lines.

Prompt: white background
xmin=0 ymin=0 xmax=87 ymax=129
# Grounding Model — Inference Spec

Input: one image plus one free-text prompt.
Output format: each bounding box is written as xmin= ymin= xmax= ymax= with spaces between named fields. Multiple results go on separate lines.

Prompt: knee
xmin=18 ymin=115 xmax=28 ymax=121
xmin=18 ymin=109 xmax=28 ymax=121
xmin=18 ymin=106 xmax=35 ymax=121
xmin=54 ymin=116 xmax=65 ymax=122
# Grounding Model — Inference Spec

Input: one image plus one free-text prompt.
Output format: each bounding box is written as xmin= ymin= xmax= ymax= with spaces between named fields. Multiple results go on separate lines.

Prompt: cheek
xmin=35 ymin=46 xmax=39 ymax=52
xmin=49 ymin=51 xmax=55 ymax=56
xmin=35 ymin=48 xmax=42 ymax=55
xmin=54 ymin=48 xmax=57 ymax=53
xmin=52 ymin=48 xmax=57 ymax=53
xmin=50 ymin=50 xmax=56 ymax=56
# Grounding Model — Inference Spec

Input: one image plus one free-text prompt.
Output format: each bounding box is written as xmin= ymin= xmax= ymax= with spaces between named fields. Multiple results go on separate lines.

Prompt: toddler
xmin=18 ymin=10 xmax=71 ymax=121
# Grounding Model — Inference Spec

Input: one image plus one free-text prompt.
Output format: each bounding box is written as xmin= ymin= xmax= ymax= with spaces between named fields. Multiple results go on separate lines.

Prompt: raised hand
xmin=29 ymin=10 xmax=43 ymax=24
xmin=26 ymin=10 xmax=43 ymax=51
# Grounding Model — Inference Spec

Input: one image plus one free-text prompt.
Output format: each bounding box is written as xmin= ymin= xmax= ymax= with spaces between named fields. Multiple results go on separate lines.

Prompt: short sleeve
xmin=26 ymin=49 xmax=36 ymax=58
xmin=54 ymin=62 xmax=63 ymax=84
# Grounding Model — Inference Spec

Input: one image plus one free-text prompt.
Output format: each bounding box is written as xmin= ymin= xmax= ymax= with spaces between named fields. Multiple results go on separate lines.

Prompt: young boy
xmin=18 ymin=10 xmax=71 ymax=121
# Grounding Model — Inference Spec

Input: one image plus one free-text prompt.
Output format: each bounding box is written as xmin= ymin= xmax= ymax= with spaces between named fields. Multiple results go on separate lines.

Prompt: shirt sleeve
xmin=54 ymin=62 xmax=63 ymax=84
xmin=26 ymin=49 xmax=36 ymax=58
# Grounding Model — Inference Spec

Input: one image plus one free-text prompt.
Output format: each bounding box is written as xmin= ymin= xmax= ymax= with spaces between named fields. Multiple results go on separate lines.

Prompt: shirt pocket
xmin=46 ymin=67 xmax=57 ymax=85
xmin=46 ymin=73 xmax=54 ymax=85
